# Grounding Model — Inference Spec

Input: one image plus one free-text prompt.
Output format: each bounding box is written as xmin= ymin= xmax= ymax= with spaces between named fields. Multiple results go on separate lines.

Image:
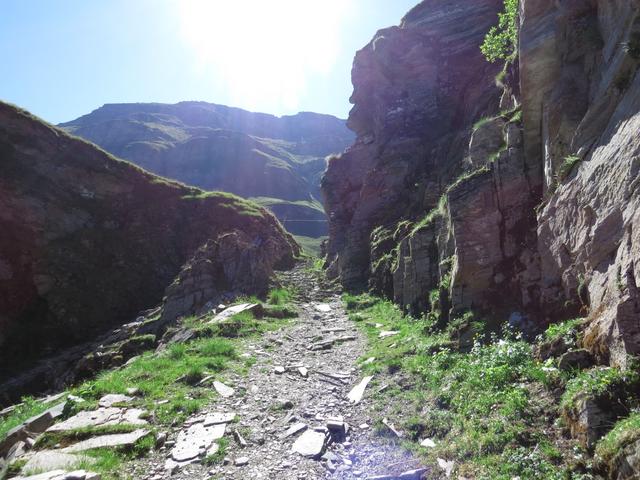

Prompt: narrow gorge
xmin=2 ymin=0 xmax=640 ymax=479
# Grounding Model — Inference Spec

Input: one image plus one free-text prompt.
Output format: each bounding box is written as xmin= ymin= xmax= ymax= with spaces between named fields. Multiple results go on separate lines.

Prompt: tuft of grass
xmin=203 ymin=437 xmax=229 ymax=466
xmin=557 ymin=155 xmax=582 ymax=182
xmin=268 ymin=287 xmax=294 ymax=306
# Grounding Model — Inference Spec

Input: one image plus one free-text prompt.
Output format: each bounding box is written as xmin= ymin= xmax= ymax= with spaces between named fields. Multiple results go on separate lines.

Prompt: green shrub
xmin=481 ymin=0 xmax=519 ymax=63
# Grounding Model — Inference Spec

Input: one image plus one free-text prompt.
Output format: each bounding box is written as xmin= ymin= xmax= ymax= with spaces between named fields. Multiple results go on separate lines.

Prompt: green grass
xmin=344 ymin=293 xmax=583 ymax=479
xmin=181 ymin=190 xmax=265 ymax=217
xmin=0 ymin=397 xmax=59 ymax=442
xmin=293 ymin=235 xmax=326 ymax=257
xmin=595 ymin=413 xmax=640 ymax=467
xmin=267 ymin=287 xmax=294 ymax=306
xmin=544 ymin=318 xmax=584 ymax=343
xmin=561 ymin=367 xmax=640 ymax=411
xmin=557 ymin=155 xmax=582 ymax=182
xmin=203 ymin=437 xmax=229 ymax=466
xmin=1 ymin=292 xmax=297 ymax=478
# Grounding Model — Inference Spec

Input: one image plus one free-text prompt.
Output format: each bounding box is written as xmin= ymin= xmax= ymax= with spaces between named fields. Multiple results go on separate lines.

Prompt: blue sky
xmin=0 ymin=0 xmax=418 ymax=124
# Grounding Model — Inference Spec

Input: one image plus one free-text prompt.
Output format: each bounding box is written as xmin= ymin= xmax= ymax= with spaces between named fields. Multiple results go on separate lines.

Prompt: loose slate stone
xmin=209 ymin=303 xmax=258 ymax=324
xmin=98 ymin=394 xmax=133 ymax=408
xmin=22 ymin=451 xmax=92 ymax=475
xmin=274 ymin=366 xmax=286 ymax=374
xmin=12 ymin=471 xmax=68 ymax=480
xmin=379 ymin=331 xmax=400 ymax=338
xmin=420 ymin=438 xmax=436 ymax=448
xmin=437 ymin=458 xmax=455 ymax=477
xmin=171 ymin=423 xmax=226 ymax=462
xmin=298 ymin=367 xmax=309 ymax=378
xmin=47 ymin=408 xmax=147 ymax=432
xmin=399 ymin=468 xmax=428 ymax=479
xmin=280 ymin=422 xmax=307 ymax=439
xmin=62 ymin=429 xmax=149 ymax=452
xmin=347 ymin=376 xmax=373 ymax=404
xmin=291 ymin=430 xmax=328 ymax=458
xmin=213 ymin=381 xmax=235 ymax=398
xmin=203 ymin=412 xmax=236 ymax=426
xmin=314 ymin=303 xmax=332 ymax=312
xmin=234 ymin=456 xmax=249 ymax=466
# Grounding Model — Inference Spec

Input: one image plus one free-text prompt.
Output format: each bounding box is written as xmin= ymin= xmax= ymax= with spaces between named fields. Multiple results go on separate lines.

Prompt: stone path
xmin=4 ymin=265 xmax=429 ymax=479
xmin=127 ymin=266 xmax=427 ymax=479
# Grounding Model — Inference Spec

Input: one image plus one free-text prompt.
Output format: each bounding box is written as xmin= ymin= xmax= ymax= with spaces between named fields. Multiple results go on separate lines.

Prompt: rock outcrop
xmin=0 ymin=101 xmax=299 ymax=387
xmin=322 ymin=0 xmax=504 ymax=290
xmin=323 ymin=0 xmax=640 ymax=355
xmin=61 ymin=102 xmax=355 ymax=237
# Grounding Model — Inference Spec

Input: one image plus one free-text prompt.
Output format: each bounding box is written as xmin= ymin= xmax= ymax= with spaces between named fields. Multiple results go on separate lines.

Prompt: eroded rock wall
xmin=323 ymin=0 xmax=640 ymax=361
xmin=322 ymin=0 xmax=503 ymax=290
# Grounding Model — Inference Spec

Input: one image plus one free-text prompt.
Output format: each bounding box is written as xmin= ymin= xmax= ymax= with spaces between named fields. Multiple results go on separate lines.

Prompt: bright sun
xmin=177 ymin=0 xmax=353 ymax=113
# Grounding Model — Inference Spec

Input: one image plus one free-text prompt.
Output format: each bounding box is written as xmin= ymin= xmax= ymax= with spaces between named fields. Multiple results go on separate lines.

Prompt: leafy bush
xmin=481 ymin=0 xmax=519 ymax=63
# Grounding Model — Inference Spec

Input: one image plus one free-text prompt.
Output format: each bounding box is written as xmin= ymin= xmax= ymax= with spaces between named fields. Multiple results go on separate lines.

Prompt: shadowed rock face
xmin=528 ymin=0 xmax=640 ymax=367
xmin=323 ymin=0 xmax=640 ymax=362
xmin=322 ymin=0 xmax=503 ymax=289
xmin=60 ymin=102 xmax=355 ymax=237
xmin=0 ymin=101 xmax=299 ymax=380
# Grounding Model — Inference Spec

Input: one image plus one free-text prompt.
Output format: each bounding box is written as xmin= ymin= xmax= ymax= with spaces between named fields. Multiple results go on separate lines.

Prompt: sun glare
xmin=177 ymin=0 xmax=353 ymax=113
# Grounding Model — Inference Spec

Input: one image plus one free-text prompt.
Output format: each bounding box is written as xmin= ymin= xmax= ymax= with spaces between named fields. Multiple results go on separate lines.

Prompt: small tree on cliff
xmin=481 ymin=0 xmax=519 ymax=63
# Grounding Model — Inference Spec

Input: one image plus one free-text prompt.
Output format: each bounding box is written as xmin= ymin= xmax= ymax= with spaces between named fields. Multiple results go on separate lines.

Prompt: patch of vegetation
xmin=181 ymin=190 xmax=265 ymax=218
xmin=595 ymin=412 xmax=640 ymax=467
xmin=614 ymin=70 xmax=633 ymax=92
xmin=0 ymin=396 xmax=64 ymax=442
xmin=203 ymin=437 xmax=229 ymax=466
xmin=481 ymin=0 xmax=519 ymax=63
xmin=544 ymin=318 xmax=584 ymax=344
xmin=35 ymin=424 xmax=144 ymax=450
xmin=447 ymin=166 xmax=491 ymax=193
xmin=344 ymin=293 xmax=586 ymax=478
xmin=268 ymin=287 xmax=294 ymax=306
xmin=411 ymin=195 xmax=447 ymax=236
xmin=561 ymin=367 xmax=640 ymax=412
xmin=557 ymin=155 xmax=582 ymax=182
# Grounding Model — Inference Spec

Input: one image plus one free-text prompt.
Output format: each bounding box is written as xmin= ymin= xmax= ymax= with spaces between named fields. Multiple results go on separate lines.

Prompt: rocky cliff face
xmin=0 ymin=101 xmax=299 ymax=384
xmin=322 ymin=0 xmax=504 ymax=291
xmin=61 ymin=102 xmax=355 ymax=237
xmin=323 ymin=0 xmax=640 ymax=357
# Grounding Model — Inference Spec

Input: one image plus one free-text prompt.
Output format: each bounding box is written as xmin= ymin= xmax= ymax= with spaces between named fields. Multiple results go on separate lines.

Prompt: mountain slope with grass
xmin=0 ymin=100 xmax=299 ymax=398
xmin=60 ymin=102 xmax=355 ymax=238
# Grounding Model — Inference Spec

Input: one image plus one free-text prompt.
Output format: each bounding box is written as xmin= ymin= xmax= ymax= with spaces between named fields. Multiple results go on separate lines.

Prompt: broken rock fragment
xmin=213 ymin=381 xmax=235 ymax=398
xmin=291 ymin=429 xmax=328 ymax=458
xmin=347 ymin=376 xmax=373 ymax=404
